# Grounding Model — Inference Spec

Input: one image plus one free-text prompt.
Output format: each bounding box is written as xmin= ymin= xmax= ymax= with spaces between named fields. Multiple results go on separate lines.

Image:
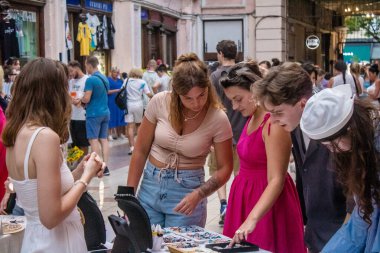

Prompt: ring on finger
xmin=235 ymin=229 xmax=242 ymax=234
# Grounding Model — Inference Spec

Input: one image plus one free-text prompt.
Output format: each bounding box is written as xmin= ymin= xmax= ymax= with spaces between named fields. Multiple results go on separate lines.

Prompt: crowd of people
xmin=0 ymin=38 xmax=379 ymax=253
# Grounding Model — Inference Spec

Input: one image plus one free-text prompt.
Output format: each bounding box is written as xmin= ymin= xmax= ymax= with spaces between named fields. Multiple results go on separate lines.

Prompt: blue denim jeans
xmin=137 ymin=161 xmax=207 ymax=228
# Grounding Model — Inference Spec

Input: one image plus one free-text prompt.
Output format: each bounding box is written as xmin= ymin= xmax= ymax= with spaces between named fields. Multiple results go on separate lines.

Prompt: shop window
xmin=2 ymin=9 xmax=39 ymax=64
xmin=203 ymin=20 xmax=244 ymax=62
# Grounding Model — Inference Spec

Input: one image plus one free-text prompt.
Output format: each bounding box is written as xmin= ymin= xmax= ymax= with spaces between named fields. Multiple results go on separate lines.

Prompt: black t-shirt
xmin=0 ymin=19 xmax=20 ymax=62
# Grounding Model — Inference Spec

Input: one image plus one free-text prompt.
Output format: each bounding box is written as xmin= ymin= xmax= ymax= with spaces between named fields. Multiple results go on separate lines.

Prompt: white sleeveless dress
xmin=10 ymin=127 xmax=87 ymax=253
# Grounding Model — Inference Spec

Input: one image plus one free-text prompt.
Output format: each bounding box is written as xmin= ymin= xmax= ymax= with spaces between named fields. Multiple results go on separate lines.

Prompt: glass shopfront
xmin=0 ymin=1 xmax=44 ymax=65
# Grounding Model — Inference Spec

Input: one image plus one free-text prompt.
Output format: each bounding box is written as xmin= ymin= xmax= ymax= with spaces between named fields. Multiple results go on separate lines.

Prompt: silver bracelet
xmin=74 ymin=179 xmax=88 ymax=189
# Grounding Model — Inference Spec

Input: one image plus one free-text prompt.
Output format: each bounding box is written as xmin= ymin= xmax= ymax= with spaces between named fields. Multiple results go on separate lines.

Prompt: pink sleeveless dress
xmin=223 ymin=114 xmax=306 ymax=253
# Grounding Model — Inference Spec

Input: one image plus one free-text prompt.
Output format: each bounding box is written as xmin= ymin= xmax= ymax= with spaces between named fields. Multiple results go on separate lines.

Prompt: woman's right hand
xmin=0 ymin=192 xmax=10 ymax=214
xmin=81 ymin=152 xmax=103 ymax=183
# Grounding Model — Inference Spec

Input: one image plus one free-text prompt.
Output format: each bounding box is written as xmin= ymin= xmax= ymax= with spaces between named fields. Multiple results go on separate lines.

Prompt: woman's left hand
xmin=75 ymin=154 xmax=91 ymax=174
xmin=228 ymin=219 xmax=257 ymax=248
xmin=174 ymin=191 xmax=202 ymax=216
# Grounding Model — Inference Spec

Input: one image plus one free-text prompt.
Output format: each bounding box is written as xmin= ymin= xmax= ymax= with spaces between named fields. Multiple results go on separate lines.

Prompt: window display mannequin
xmin=77 ymin=13 xmax=91 ymax=57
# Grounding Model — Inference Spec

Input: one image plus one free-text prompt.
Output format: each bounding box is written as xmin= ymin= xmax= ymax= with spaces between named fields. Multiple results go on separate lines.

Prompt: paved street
xmin=87 ymin=138 xmax=236 ymax=237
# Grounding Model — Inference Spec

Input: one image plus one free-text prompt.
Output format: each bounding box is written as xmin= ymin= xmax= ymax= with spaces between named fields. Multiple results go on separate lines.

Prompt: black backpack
xmin=115 ymin=78 xmax=129 ymax=112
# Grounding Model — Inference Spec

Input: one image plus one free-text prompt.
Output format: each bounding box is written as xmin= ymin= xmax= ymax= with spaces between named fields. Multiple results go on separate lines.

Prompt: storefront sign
xmin=67 ymin=0 xmax=80 ymax=5
xmin=141 ymin=9 xmax=149 ymax=21
xmin=85 ymin=0 xmax=112 ymax=13
xmin=343 ymin=44 xmax=371 ymax=63
xmin=306 ymin=35 xmax=320 ymax=50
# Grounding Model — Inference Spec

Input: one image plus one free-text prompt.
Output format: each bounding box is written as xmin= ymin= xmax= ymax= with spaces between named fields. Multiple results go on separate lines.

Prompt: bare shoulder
xmin=33 ymin=128 xmax=60 ymax=147
xmin=263 ymin=118 xmax=290 ymax=141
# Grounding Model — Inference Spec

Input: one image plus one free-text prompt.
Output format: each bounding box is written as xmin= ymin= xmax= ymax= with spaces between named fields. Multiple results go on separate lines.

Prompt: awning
xmin=343 ymin=44 xmax=371 ymax=63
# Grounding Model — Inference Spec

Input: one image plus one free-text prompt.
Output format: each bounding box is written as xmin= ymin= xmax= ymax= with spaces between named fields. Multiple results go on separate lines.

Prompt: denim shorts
xmin=86 ymin=114 xmax=110 ymax=139
xmin=137 ymin=161 xmax=207 ymax=228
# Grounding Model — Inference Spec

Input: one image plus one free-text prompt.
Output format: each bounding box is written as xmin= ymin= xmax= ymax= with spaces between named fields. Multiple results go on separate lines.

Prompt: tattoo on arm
xmin=197 ymin=177 xmax=220 ymax=198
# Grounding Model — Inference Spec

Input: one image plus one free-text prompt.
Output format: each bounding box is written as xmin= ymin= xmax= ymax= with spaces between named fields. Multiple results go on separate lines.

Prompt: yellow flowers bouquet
xmin=66 ymin=146 xmax=84 ymax=163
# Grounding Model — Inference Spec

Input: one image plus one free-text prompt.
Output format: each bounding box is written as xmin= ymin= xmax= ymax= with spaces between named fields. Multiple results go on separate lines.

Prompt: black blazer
xmin=291 ymin=126 xmax=350 ymax=253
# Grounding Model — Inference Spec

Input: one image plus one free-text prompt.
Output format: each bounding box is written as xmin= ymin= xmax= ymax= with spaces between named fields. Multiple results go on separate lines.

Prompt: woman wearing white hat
xmin=300 ymin=84 xmax=380 ymax=253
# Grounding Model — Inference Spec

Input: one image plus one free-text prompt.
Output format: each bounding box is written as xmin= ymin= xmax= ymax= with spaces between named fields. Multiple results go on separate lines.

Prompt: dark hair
xmin=216 ymin=40 xmax=237 ymax=60
xmin=302 ymin=62 xmax=317 ymax=76
xmin=253 ymin=62 xmax=313 ymax=106
xmin=271 ymin=58 xmax=280 ymax=66
xmin=121 ymin=72 xmax=128 ymax=79
xmin=369 ymin=64 xmax=379 ymax=76
xmin=86 ymin=56 xmax=99 ymax=68
xmin=2 ymin=58 xmax=71 ymax=146
xmin=334 ymin=61 xmax=347 ymax=84
xmin=220 ymin=61 xmax=262 ymax=91
xmin=320 ymin=99 xmax=380 ymax=225
xmin=68 ymin=60 xmax=82 ymax=69
xmin=5 ymin=57 xmax=19 ymax=66
xmin=156 ymin=64 xmax=167 ymax=73
xmin=3 ymin=66 xmax=14 ymax=82
xmin=259 ymin=60 xmax=271 ymax=69
xmin=324 ymin=72 xmax=332 ymax=80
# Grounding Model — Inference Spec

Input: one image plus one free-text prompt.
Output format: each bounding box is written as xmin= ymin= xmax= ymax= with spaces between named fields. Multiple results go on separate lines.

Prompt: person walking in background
xmin=107 ymin=66 xmax=127 ymax=140
xmin=124 ymin=68 xmax=152 ymax=155
xmin=328 ymin=61 xmax=358 ymax=95
xmin=153 ymin=64 xmax=171 ymax=93
xmin=366 ymin=64 xmax=380 ymax=107
xmin=350 ymin=62 xmax=364 ymax=95
xmin=127 ymin=53 xmax=233 ymax=228
xmin=68 ymin=61 xmax=90 ymax=156
xmin=209 ymin=39 xmax=247 ymax=226
xmin=81 ymin=56 xmax=111 ymax=176
xmin=2 ymin=58 xmax=104 ymax=253
xmin=0 ymin=66 xmax=8 ymax=112
xmin=253 ymin=62 xmax=352 ymax=253
xmin=221 ymin=61 xmax=306 ymax=253
xmin=142 ymin=59 xmax=159 ymax=110
xmin=300 ymin=84 xmax=380 ymax=253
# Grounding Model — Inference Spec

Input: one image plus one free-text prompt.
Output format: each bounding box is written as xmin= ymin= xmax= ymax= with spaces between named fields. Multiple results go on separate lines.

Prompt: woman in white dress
xmin=367 ymin=64 xmax=380 ymax=107
xmin=2 ymin=58 xmax=105 ymax=253
xmin=328 ymin=60 xmax=359 ymax=95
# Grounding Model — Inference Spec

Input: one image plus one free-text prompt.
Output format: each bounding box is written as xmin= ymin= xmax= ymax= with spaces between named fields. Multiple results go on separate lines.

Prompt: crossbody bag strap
xmin=93 ymin=74 xmax=109 ymax=92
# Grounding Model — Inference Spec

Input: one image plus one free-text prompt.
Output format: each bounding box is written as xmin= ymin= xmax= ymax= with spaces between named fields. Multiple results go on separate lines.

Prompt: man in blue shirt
xmin=81 ymin=56 xmax=110 ymax=175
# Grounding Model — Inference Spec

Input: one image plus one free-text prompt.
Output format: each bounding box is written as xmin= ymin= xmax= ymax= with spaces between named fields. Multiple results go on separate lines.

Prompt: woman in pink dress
xmin=221 ymin=61 xmax=306 ymax=253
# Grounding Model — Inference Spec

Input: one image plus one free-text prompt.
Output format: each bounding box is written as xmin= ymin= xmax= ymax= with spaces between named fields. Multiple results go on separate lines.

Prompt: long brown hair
xmin=321 ymin=99 xmax=380 ymax=224
xmin=169 ymin=53 xmax=222 ymax=132
xmin=2 ymin=58 xmax=71 ymax=146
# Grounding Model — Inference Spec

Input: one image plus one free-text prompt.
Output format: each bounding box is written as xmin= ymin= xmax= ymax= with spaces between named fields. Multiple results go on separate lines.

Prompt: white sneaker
xmin=108 ymin=135 xmax=113 ymax=141
xmin=128 ymin=146 xmax=134 ymax=155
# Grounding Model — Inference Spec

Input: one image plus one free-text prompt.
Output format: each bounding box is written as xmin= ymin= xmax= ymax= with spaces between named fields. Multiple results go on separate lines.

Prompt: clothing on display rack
xmin=86 ymin=13 xmax=100 ymax=52
xmin=65 ymin=13 xmax=73 ymax=50
xmin=106 ymin=16 xmax=115 ymax=49
xmin=77 ymin=22 xmax=91 ymax=56
xmin=0 ymin=18 xmax=20 ymax=61
xmin=102 ymin=15 xmax=109 ymax=49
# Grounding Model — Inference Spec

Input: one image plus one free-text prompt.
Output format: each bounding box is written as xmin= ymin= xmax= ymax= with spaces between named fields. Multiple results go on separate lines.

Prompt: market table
xmin=0 ymin=215 xmax=26 ymax=253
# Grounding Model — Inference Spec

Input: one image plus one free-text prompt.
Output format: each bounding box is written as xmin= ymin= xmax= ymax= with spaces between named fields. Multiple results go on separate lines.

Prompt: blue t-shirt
xmin=84 ymin=71 xmax=110 ymax=118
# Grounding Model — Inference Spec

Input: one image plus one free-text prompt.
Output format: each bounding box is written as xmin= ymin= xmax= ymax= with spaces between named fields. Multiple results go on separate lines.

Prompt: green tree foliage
xmin=345 ymin=16 xmax=380 ymax=42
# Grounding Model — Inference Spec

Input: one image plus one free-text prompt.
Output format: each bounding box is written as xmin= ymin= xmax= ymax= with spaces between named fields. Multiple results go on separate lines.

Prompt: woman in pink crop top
xmin=127 ymin=53 xmax=233 ymax=228
xmin=221 ymin=62 xmax=306 ymax=253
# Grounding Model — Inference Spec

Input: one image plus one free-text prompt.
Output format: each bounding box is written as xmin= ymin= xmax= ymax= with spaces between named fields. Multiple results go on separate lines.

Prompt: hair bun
xmin=176 ymin=53 xmax=199 ymax=65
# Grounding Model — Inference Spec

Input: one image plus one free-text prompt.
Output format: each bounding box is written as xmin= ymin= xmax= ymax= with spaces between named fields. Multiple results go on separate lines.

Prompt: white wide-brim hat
xmin=300 ymin=84 xmax=354 ymax=140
